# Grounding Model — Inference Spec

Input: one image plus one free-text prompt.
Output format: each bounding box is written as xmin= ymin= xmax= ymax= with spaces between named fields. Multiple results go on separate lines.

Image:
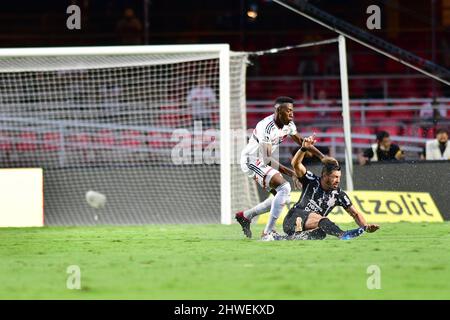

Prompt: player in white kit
xmin=236 ymin=96 xmax=325 ymax=240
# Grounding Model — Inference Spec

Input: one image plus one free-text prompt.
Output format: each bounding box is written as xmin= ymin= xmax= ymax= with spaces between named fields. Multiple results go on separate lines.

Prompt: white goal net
xmin=0 ymin=45 xmax=260 ymax=225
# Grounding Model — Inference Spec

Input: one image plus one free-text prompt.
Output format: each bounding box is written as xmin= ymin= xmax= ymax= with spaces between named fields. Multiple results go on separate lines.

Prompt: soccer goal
xmin=0 ymin=45 xmax=260 ymax=225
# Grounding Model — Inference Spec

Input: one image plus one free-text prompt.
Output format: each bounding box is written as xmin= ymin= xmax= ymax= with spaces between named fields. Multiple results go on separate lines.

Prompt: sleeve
xmin=288 ymin=121 xmax=297 ymax=136
xmin=362 ymin=147 xmax=374 ymax=159
xmin=425 ymin=140 xmax=434 ymax=160
xmin=338 ymin=190 xmax=353 ymax=209
xmin=299 ymin=170 xmax=317 ymax=188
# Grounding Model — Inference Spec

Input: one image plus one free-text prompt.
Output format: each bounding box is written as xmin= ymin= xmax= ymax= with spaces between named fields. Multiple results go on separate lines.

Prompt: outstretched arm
xmin=291 ymin=135 xmax=315 ymax=178
xmin=260 ymin=142 xmax=296 ymax=177
xmin=345 ymin=205 xmax=380 ymax=232
xmin=292 ymin=133 xmax=326 ymax=161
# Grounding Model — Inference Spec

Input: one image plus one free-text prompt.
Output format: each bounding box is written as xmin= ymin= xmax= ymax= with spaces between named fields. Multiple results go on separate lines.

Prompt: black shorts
xmin=283 ymin=206 xmax=311 ymax=236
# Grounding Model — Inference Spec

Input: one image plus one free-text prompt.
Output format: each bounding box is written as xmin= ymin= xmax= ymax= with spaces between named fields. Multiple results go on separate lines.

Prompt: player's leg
xmin=241 ymin=196 xmax=274 ymax=221
xmin=289 ymin=228 xmax=327 ymax=240
xmin=236 ymin=161 xmax=276 ymax=238
xmin=262 ymin=172 xmax=291 ymax=237
xmin=282 ymin=208 xmax=326 ymax=240
xmin=304 ymin=213 xmax=345 ymax=237
xmin=305 ymin=213 xmax=364 ymax=240
xmin=283 ymin=207 xmax=308 ymax=236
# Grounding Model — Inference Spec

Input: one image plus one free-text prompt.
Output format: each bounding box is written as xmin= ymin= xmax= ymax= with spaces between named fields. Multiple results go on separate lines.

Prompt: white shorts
xmin=240 ymin=157 xmax=280 ymax=191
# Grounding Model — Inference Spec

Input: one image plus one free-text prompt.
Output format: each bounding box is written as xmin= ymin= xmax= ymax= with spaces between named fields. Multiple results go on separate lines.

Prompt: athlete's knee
xmin=276 ymin=181 xmax=291 ymax=194
xmin=275 ymin=182 xmax=291 ymax=204
xmin=269 ymin=173 xmax=285 ymax=189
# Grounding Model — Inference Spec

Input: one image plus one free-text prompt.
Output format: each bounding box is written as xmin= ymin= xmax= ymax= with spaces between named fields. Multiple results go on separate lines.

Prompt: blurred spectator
xmin=419 ymin=98 xmax=446 ymax=126
xmin=116 ymin=8 xmax=143 ymax=45
xmin=297 ymin=53 xmax=319 ymax=76
xmin=424 ymin=128 xmax=450 ymax=160
xmin=297 ymin=36 xmax=320 ymax=76
xmin=358 ymin=131 xmax=404 ymax=165
xmin=187 ymin=77 xmax=217 ymax=128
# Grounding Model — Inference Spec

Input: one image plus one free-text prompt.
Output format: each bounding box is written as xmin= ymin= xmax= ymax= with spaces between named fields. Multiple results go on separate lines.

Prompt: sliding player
xmin=236 ymin=96 xmax=325 ymax=240
xmin=283 ymin=135 xmax=379 ymax=240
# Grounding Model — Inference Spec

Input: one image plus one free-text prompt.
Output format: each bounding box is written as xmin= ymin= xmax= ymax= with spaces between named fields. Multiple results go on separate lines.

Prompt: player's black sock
xmin=306 ymin=228 xmax=327 ymax=240
xmin=318 ymin=218 xmax=344 ymax=238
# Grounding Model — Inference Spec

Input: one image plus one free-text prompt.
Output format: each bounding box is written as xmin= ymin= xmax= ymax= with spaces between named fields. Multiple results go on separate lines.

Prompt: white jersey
xmin=241 ymin=115 xmax=297 ymax=163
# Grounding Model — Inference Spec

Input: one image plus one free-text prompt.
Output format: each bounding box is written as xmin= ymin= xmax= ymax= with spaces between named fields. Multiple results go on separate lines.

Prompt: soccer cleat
xmin=261 ymin=230 xmax=286 ymax=241
xmin=290 ymin=231 xmax=309 ymax=240
xmin=235 ymin=211 xmax=252 ymax=238
xmin=340 ymin=227 xmax=365 ymax=240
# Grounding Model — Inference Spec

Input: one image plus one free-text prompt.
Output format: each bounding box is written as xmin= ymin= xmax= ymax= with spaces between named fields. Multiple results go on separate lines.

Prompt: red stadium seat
xmin=94 ymin=129 xmax=115 ymax=147
xmin=396 ymin=78 xmax=418 ymax=98
xmin=424 ymin=127 xmax=435 ymax=139
xmin=352 ymin=127 xmax=374 ymax=144
xmin=119 ymin=130 xmax=142 ymax=149
xmin=159 ymin=113 xmax=181 ymax=128
xmin=159 ymin=102 xmax=183 ymax=128
xmin=147 ymin=131 xmax=163 ymax=149
xmin=300 ymin=127 xmax=324 ymax=143
xmin=365 ymin=102 xmax=390 ymax=121
xmin=66 ymin=132 xmax=92 ymax=163
xmin=277 ymin=58 xmax=300 ymax=76
xmin=323 ymin=127 xmax=344 ymax=143
xmin=0 ymin=131 xmax=13 ymax=152
xmin=313 ymin=79 xmax=340 ymax=99
xmin=378 ymin=125 xmax=401 ymax=137
xmin=148 ymin=131 xmax=174 ymax=149
xmin=350 ymin=102 xmax=363 ymax=122
xmin=386 ymin=59 xmax=407 ymax=74
xmin=349 ymin=79 xmax=367 ymax=98
xmin=67 ymin=132 xmax=90 ymax=148
xmin=297 ymin=106 xmax=316 ymax=124
xmin=405 ymin=126 xmax=434 ymax=139
xmin=352 ymin=53 xmax=381 ymax=74
xmin=390 ymin=102 xmax=416 ymax=122
xmin=404 ymin=125 xmax=424 ymax=138
xmin=42 ymin=132 xmax=62 ymax=151
xmin=16 ymin=131 xmax=38 ymax=152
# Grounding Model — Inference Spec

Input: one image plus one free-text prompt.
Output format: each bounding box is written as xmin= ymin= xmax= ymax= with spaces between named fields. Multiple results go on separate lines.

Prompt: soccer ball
xmin=85 ymin=190 xmax=107 ymax=209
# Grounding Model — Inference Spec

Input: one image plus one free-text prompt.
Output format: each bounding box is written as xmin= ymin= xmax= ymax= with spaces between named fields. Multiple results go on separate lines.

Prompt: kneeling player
xmin=283 ymin=136 xmax=379 ymax=240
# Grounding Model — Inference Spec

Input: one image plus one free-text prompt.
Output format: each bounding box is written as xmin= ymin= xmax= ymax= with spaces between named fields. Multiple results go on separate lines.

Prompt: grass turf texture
xmin=1 ymin=222 xmax=449 ymax=299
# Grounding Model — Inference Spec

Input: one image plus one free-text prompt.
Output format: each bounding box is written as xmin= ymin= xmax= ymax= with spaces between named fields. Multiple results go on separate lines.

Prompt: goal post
xmin=0 ymin=44 xmax=259 ymax=225
xmin=338 ymin=35 xmax=354 ymax=191
xmin=218 ymin=46 xmax=231 ymax=225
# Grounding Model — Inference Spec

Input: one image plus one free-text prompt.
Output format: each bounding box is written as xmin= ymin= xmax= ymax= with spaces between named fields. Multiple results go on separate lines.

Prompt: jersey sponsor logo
xmin=326 ymin=196 xmax=337 ymax=208
xmin=305 ymin=200 xmax=321 ymax=212
xmin=257 ymin=190 xmax=443 ymax=225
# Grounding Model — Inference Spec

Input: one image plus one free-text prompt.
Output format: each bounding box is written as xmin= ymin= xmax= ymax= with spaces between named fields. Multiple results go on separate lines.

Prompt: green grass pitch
xmin=1 ymin=222 xmax=449 ymax=299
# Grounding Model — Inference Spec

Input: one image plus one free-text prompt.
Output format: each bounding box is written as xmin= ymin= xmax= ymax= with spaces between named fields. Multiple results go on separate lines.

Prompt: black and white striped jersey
xmin=294 ymin=170 xmax=352 ymax=216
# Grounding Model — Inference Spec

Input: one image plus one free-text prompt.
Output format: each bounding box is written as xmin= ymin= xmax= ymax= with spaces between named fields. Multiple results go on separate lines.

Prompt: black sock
xmin=306 ymin=228 xmax=327 ymax=240
xmin=318 ymin=218 xmax=344 ymax=237
xmin=292 ymin=229 xmax=327 ymax=240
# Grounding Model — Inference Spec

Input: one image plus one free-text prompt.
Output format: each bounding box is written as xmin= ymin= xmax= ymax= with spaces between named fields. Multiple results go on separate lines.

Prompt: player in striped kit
xmin=236 ymin=96 xmax=325 ymax=240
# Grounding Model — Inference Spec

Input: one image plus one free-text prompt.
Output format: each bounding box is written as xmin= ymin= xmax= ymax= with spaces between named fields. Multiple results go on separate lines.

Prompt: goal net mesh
xmin=0 ymin=49 xmax=260 ymax=225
